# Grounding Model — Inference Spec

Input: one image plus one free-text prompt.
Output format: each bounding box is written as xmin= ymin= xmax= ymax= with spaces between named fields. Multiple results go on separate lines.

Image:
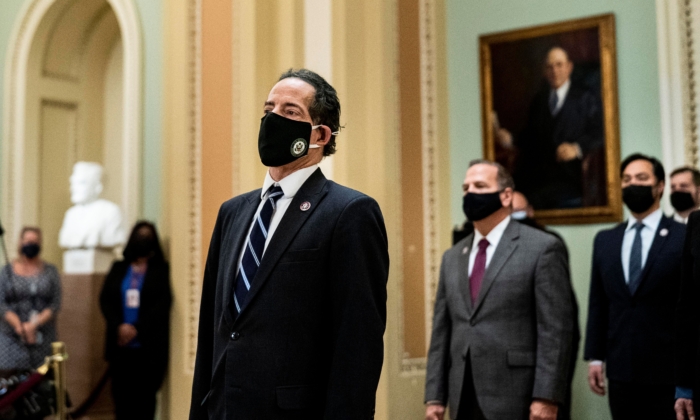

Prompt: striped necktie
xmin=628 ymin=222 xmax=645 ymax=294
xmin=233 ymin=185 xmax=284 ymax=315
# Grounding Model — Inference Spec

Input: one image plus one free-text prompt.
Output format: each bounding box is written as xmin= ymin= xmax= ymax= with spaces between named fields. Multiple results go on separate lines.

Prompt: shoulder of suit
xmin=220 ymin=189 xmax=261 ymax=211
xmin=594 ymin=221 xmax=626 ymax=239
xmin=325 ymin=181 xmax=378 ymax=207
xmin=665 ymin=217 xmax=687 ymax=235
xmin=516 ymin=222 xmax=560 ymax=246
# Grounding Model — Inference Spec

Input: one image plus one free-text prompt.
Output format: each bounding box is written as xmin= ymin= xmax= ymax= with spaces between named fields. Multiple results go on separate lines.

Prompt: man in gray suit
xmin=425 ymin=160 xmax=574 ymax=420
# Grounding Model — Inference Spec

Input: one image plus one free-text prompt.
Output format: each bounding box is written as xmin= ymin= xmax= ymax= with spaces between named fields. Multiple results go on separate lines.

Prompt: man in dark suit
xmin=497 ymin=46 xmax=604 ymax=209
xmin=425 ymin=160 xmax=574 ymax=420
xmin=189 ymin=69 xmax=389 ymax=420
xmin=675 ymin=209 xmax=700 ymax=418
xmin=584 ymin=154 xmax=684 ymax=419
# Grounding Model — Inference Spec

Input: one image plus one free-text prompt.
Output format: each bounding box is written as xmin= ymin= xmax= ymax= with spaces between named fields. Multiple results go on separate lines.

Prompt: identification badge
xmin=126 ymin=289 xmax=140 ymax=308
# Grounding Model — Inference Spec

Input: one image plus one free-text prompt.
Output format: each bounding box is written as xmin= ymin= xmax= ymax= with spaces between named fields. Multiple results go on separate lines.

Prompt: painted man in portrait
xmin=496 ymin=46 xmax=604 ymax=210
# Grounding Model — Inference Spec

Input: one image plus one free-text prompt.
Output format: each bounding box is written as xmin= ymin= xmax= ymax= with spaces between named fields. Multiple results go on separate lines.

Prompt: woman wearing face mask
xmin=99 ymin=221 xmax=172 ymax=420
xmin=0 ymin=227 xmax=61 ymax=372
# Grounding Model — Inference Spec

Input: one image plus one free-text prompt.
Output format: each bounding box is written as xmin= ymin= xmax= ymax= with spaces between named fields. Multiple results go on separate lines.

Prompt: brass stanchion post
xmin=51 ymin=342 xmax=68 ymax=420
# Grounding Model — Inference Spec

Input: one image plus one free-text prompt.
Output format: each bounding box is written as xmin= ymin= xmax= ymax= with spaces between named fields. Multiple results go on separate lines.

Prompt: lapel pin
xmin=300 ymin=201 xmax=311 ymax=211
xmin=660 ymin=228 xmax=668 ymax=237
xmin=462 ymin=247 xmax=469 ymax=255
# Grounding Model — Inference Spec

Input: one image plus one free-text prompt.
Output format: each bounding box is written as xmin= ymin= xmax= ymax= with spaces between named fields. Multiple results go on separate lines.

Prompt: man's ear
xmin=655 ymin=180 xmax=665 ymax=197
xmin=501 ymin=188 xmax=514 ymax=207
xmin=313 ymin=125 xmax=332 ymax=146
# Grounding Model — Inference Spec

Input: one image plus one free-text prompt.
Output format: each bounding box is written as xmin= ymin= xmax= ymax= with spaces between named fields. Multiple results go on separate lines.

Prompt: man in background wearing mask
xmin=670 ymin=166 xmax=700 ymax=223
xmin=425 ymin=160 xmax=574 ymax=420
xmin=584 ymin=154 xmax=684 ymax=419
xmin=189 ymin=69 xmax=389 ymax=420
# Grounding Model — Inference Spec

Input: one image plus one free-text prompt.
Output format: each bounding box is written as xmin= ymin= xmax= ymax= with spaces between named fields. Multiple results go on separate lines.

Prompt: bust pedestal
xmin=62 ymin=249 xmax=114 ymax=275
xmin=58 ymin=250 xmax=115 ymax=419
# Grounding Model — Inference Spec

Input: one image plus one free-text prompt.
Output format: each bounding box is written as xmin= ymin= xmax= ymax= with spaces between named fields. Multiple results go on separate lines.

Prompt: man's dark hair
xmin=468 ymin=159 xmax=515 ymax=190
xmin=670 ymin=166 xmax=700 ymax=186
xmin=278 ymin=68 xmax=341 ymax=156
xmin=620 ymin=153 xmax=665 ymax=183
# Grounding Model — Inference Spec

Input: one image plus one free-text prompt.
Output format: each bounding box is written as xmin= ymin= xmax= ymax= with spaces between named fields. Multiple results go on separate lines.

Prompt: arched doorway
xmin=2 ymin=0 xmax=142 ymax=265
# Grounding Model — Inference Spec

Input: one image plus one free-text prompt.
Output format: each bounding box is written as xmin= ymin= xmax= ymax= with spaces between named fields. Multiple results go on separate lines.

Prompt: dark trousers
xmin=110 ymin=348 xmax=158 ymax=420
xmin=608 ymin=380 xmax=675 ymax=420
xmin=457 ymin=353 xmax=486 ymax=420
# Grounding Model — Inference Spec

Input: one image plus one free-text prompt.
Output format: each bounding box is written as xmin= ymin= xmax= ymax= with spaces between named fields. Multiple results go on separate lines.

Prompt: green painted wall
xmin=0 ymin=0 xmax=164 ymax=225
xmin=0 ymin=0 xmax=25 ymax=202
xmin=446 ymin=1 xmax=662 ymax=419
xmin=134 ymin=0 xmax=163 ymax=223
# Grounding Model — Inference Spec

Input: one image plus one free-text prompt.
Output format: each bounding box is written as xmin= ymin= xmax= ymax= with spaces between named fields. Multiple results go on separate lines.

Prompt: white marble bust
xmin=59 ymin=162 xmax=126 ymax=249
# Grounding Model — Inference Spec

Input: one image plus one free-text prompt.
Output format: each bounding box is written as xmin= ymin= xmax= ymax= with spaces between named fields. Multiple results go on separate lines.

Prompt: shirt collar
xmin=261 ymin=164 xmax=319 ymax=199
xmin=473 ymin=215 xmax=512 ymax=246
xmin=626 ymin=207 xmax=663 ymax=232
xmin=555 ymin=79 xmax=571 ymax=100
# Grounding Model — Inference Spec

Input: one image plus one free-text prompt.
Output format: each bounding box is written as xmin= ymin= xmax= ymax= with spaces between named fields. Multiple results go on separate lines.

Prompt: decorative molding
xmin=231 ymin=0 xmax=241 ymax=195
xmin=186 ymin=0 xmax=203 ymax=373
xmin=656 ymin=0 xmax=700 ymax=174
xmin=683 ymin=0 xmax=699 ymax=165
xmin=398 ymin=0 xmax=441 ymax=375
xmin=2 ymin=0 xmax=142 ymax=254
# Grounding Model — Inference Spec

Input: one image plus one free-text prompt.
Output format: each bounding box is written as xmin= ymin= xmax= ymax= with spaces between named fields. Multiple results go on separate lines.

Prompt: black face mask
xmin=671 ymin=191 xmax=696 ymax=212
xmin=21 ymin=243 xmax=40 ymax=259
xmin=622 ymin=185 xmax=656 ymax=214
xmin=463 ymin=191 xmax=504 ymax=221
xmin=132 ymin=237 xmax=156 ymax=258
xmin=258 ymin=112 xmax=319 ymax=167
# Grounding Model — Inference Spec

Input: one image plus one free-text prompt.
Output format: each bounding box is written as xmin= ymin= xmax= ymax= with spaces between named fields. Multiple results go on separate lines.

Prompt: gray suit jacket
xmin=425 ymin=219 xmax=574 ymax=419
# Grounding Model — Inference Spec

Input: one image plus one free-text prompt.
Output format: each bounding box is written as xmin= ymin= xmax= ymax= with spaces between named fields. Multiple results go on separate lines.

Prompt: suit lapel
xmin=472 ymin=220 xmax=519 ymax=316
xmin=634 ymin=216 xmax=672 ymax=295
xmin=609 ymin=223 xmax=628 ymax=295
xmin=222 ymin=194 xmax=262 ymax=328
xmin=457 ymin=234 xmax=475 ymax=316
xmin=236 ymin=169 xmax=329 ymax=320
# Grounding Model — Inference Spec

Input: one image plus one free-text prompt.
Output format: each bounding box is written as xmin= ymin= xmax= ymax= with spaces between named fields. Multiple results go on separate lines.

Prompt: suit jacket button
xmin=462 ymin=354 xmax=467 ymax=361
xmin=469 ymin=319 xmax=476 ymax=326
xmin=230 ymin=332 xmax=240 ymax=340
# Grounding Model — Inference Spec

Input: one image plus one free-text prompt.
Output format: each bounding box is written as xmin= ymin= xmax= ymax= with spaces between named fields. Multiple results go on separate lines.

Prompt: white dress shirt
xmin=236 ymin=164 xmax=319 ymax=272
xmin=550 ymin=79 xmax=571 ymax=115
xmin=673 ymin=209 xmax=699 ymax=224
xmin=468 ymin=216 xmax=511 ymax=277
xmin=620 ymin=208 xmax=663 ymax=284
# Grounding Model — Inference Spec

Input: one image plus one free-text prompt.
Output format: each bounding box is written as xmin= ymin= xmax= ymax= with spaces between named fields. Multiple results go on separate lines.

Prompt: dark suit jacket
xmin=189 ymin=169 xmax=389 ymax=420
xmin=99 ymin=259 xmax=172 ymax=389
xmin=585 ymin=215 xmax=685 ymax=384
xmin=425 ymin=220 xmax=574 ymax=419
xmin=515 ymin=84 xmax=603 ymax=209
xmin=676 ymin=210 xmax=700 ymax=401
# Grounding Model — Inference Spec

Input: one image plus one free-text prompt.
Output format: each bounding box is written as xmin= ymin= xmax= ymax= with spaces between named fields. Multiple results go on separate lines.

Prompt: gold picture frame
xmin=480 ymin=14 xmax=621 ymax=225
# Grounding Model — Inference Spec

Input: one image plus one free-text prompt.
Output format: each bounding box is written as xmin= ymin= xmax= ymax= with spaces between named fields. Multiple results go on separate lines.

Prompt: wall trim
xmin=398 ymin=0 xmax=441 ymax=375
xmin=2 ymin=0 xmax=142 ymax=251
xmin=185 ymin=0 xmax=203 ymax=373
xmin=656 ymin=0 xmax=699 ymax=172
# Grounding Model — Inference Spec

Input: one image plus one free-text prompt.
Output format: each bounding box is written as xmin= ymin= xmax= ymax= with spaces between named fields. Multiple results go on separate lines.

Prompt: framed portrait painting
xmin=480 ymin=14 xmax=621 ymax=224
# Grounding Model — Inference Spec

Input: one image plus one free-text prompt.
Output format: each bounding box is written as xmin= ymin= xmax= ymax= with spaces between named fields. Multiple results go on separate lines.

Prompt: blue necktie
xmin=628 ymin=222 xmax=645 ymax=294
xmin=549 ymin=90 xmax=558 ymax=115
xmin=233 ymin=185 xmax=284 ymax=315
